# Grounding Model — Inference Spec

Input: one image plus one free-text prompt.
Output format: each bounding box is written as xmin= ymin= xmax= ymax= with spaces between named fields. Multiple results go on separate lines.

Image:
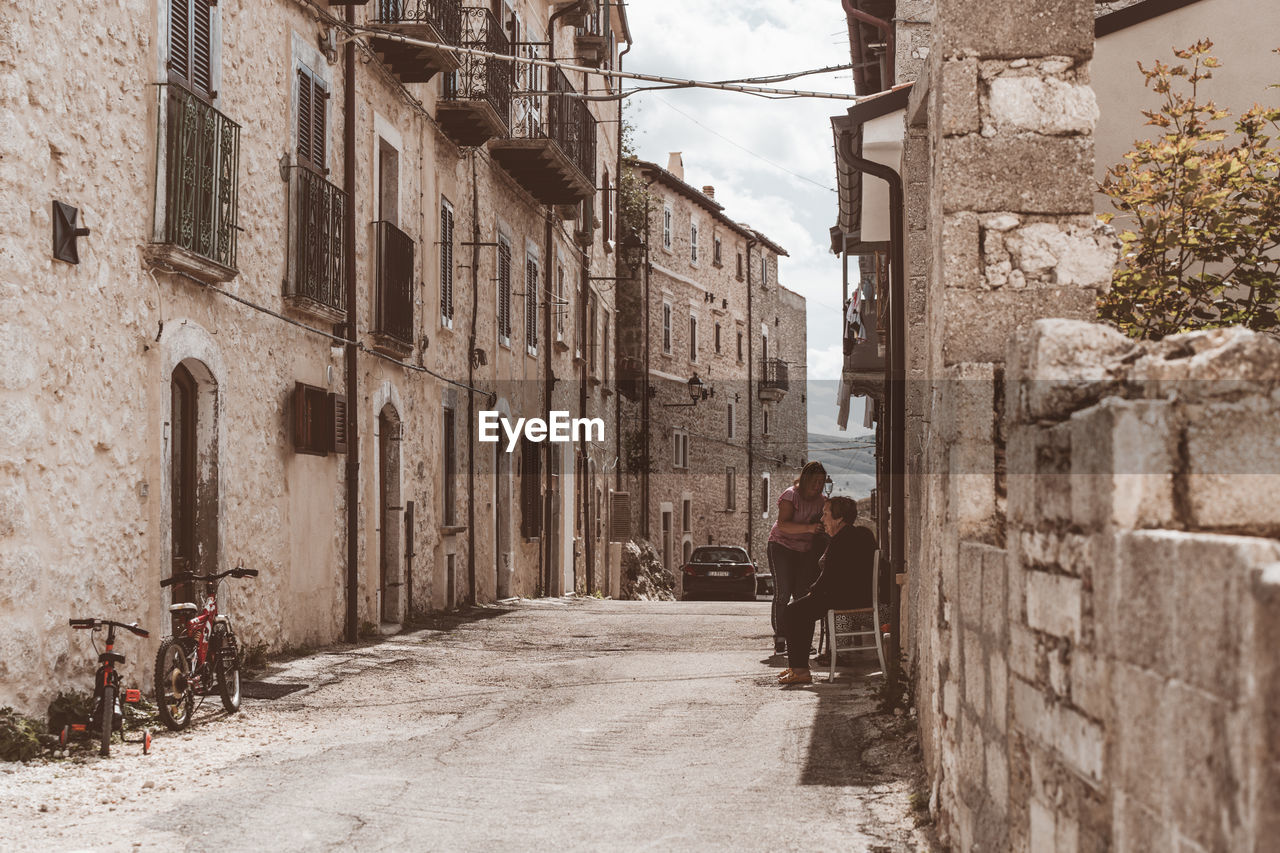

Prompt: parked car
xmin=681 ymin=546 xmax=757 ymax=601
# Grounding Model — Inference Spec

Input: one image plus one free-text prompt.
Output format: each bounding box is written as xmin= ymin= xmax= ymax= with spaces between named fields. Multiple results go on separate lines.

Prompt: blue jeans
xmin=769 ymin=542 xmax=817 ymax=642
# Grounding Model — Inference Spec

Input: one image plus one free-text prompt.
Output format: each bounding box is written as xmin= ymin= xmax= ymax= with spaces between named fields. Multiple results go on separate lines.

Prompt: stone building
xmin=830 ymin=0 xmax=1280 ymax=849
xmin=0 ymin=0 xmax=630 ymax=712
xmin=615 ymin=154 xmax=806 ymax=585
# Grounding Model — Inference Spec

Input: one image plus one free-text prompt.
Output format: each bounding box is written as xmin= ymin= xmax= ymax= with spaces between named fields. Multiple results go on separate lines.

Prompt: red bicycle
xmin=66 ymin=618 xmax=150 ymax=757
xmin=155 ymin=565 xmax=258 ymax=730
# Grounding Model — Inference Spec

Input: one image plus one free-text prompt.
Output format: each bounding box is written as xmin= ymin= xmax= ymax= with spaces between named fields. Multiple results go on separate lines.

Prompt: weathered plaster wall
xmin=0 ymin=0 xmax=624 ymax=712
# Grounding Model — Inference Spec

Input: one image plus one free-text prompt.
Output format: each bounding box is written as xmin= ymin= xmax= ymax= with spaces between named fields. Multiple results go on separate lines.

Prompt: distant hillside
xmin=808 ymin=433 xmax=877 ymax=499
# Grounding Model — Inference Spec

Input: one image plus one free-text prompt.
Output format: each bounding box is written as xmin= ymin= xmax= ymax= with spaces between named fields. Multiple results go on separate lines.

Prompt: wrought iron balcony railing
xmin=760 ymin=358 xmax=790 ymax=394
xmin=372 ymin=0 xmax=462 ymax=43
xmin=154 ymin=83 xmax=240 ymax=276
xmin=508 ymin=65 xmax=596 ymax=185
xmin=373 ymin=220 xmax=415 ymax=349
xmin=287 ymin=166 xmax=347 ymax=318
xmin=442 ymin=7 xmax=512 ymax=126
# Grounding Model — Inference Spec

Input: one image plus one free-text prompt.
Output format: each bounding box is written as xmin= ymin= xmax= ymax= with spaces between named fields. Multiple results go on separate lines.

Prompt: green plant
xmin=0 ymin=707 xmax=45 ymax=762
xmin=46 ymin=689 xmax=93 ymax=734
xmin=1099 ymin=41 xmax=1280 ymax=339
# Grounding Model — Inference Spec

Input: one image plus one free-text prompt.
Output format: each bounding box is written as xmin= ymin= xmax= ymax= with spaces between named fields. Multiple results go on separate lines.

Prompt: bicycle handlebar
xmin=69 ymin=618 xmax=149 ymax=638
xmin=160 ymin=565 xmax=259 ymax=587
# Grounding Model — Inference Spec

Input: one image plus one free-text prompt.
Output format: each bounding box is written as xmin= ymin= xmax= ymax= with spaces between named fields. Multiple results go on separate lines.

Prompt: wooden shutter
xmin=498 ymin=238 xmax=512 ymax=340
xmin=525 ymin=257 xmax=538 ymax=349
xmin=440 ymin=202 xmax=454 ymax=321
xmin=297 ymin=68 xmax=328 ymax=172
xmin=521 ymin=439 xmax=542 ymax=538
xmin=293 ymin=383 xmax=331 ymax=456
xmin=609 ymin=492 xmax=631 ymax=542
xmin=330 ymin=393 xmax=348 ymax=454
xmin=169 ymin=0 xmax=214 ymax=98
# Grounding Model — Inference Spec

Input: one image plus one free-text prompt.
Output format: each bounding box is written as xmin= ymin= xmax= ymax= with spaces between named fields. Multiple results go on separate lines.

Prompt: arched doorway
xmin=168 ymin=359 xmax=219 ymax=606
xmin=378 ymin=404 xmax=403 ymax=624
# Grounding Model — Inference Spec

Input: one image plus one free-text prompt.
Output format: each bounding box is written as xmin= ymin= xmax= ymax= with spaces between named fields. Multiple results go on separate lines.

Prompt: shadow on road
xmin=405 ymin=605 xmax=518 ymax=632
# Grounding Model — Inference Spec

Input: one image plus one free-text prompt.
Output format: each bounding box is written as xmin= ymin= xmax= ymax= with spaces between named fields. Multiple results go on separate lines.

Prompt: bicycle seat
xmin=169 ymin=603 xmax=199 ymax=613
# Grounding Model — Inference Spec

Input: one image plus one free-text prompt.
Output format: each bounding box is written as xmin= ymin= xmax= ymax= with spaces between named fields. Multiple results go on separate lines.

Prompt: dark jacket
xmin=802 ymin=524 xmax=877 ymax=610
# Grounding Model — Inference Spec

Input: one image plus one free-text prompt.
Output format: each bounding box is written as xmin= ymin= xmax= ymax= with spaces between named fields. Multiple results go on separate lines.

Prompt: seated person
xmin=777 ymin=496 xmax=877 ymax=685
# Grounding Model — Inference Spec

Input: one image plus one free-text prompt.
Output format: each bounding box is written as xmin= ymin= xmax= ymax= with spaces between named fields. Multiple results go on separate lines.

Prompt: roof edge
xmin=1095 ymin=0 xmax=1209 ymax=37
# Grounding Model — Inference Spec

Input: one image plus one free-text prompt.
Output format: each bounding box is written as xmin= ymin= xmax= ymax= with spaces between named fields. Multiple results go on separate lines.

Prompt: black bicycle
xmin=66 ymin=618 xmax=151 ymax=757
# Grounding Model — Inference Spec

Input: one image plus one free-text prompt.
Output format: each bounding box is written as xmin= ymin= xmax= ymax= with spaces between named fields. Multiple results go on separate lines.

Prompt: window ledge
xmin=439 ymin=525 xmax=467 ymax=536
xmin=283 ymin=293 xmax=346 ymax=325
xmin=145 ymin=243 xmax=238 ymax=284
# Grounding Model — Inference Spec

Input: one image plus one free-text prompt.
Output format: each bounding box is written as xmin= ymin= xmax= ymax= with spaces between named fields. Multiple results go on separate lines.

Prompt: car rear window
xmin=690 ymin=548 xmax=748 ymax=563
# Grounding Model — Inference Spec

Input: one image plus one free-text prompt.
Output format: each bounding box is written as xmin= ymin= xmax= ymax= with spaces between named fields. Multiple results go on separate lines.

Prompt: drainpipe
xmin=837 ymin=130 xmax=904 ymax=684
xmin=467 ymin=152 xmax=482 ymax=605
xmin=343 ymin=5 xmax=360 ymax=643
xmin=840 ymin=0 xmax=894 ymax=90
xmin=745 ymin=234 xmax=757 ymax=552
xmin=842 ymin=1 xmax=868 ymax=94
xmin=614 ymin=40 xmax=631 ymax=497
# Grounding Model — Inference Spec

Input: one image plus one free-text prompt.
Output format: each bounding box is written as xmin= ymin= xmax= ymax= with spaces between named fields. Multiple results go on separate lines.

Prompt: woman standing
xmin=767 ymin=461 xmax=828 ymax=655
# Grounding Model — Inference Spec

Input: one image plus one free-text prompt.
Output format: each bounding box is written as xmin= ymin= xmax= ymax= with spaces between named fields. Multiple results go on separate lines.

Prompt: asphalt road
xmin=0 ymin=598 xmax=933 ymax=852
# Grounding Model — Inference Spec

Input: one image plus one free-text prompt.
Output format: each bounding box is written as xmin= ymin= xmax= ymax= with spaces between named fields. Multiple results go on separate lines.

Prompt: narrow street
xmin=1 ymin=599 xmax=932 ymax=851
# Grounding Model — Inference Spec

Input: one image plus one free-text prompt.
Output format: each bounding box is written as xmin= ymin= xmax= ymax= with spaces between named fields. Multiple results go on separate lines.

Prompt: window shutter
xmin=191 ymin=0 xmax=213 ymax=96
xmin=609 ymin=492 xmax=631 ymax=542
xmin=312 ymin=82 xmax=328 ymax=171
xmin=440 ymin=203 xmax=454 ymax=321
xmin=525 ymin=257 xmax=539 ymax=349
xmin=330 ymin=392 xmax=348 ymax=454
xmin=169 ymin=0 xmax=190 ymax=83
xmin=297 ymin=69 xmax=313 ymax=166
xmin=292 ymin=383 xmax=330 ymax=456
xmin=498 ymin=239 xmax=512 ymax=340
xmin=521 ymin=439 xmax=542 ymax=538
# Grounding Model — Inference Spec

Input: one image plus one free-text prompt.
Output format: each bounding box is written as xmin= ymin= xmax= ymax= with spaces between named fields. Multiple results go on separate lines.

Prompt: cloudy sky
xmin=618 ymin=0 xmax=868 ymax=434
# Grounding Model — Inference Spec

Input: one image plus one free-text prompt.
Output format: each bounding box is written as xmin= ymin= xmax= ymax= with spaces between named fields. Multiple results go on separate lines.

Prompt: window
xmin=555 ymin=262 xmax=566 ymax=342
xmin=763 ymin=407 xmax=770 ymax=436
xmin=690 ymin=222 xmax=699 ymax=264
xmin=761 ymin=254 xmax=768 ymax=286
xmin=526 ymin=253 xmax=539 ymax=355
xmin=682 ymin=498 xmax=691 ymax=533
xmin=714 ymin=322 xmax=721 ymax=354
xmin=761 ymin=473 xmax=771 ymax=518
xmin=589 ymin=292 xmax=599 ymax=378
xmin=443 ymin=408 xmax=456 ymax=524
xmin=378 ymin=138 xmax=398 ymax=224
xmin=497 ymin=235 xmax=512 ymax=344
xmin=169 ymin=0 xmax=216 ymax=99
xmin=689 ymin=315 xmax=698 ymax=362
xmin=440 ymin=199 xmax=455 ymax=327
xmin=662 ymin=204 xmax=672 ymax=249
xmin=296 ymin=67 xmax=328 ymax=172
xmin=662 ymin=301 xmax=672 ymax=353
xmin=727 ymin=401 xmax=736 ymax=439
xmin=673 ymin=430 xmax=688 ymax=469
xmin=521 ymin=438 xmax=542 ymax=538
xmin=576 ymin=272 xmax=587 ymax=360
xmin=725 ymin=467 xmax=736 ymax=510
xmin=736 ymin=251 xmax=743 ymax=280
xmin=602 ymin=170 xmax=612 ymax=242
xmin=736 ymin=331 xmax=743 ymax=362
xmin=602 ymin=310 xmax=610 ymax=387
xmin=713 ymin=236 xmax=722 ymax=267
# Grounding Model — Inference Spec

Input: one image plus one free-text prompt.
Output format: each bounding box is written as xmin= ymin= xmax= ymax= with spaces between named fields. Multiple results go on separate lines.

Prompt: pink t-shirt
xmin=767 ymin=485 xmax=826 ymax=553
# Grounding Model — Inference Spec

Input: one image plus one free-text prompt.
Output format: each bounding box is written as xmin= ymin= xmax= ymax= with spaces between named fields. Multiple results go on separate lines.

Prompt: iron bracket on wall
xmin=52 ymin=201 xmax=91 ymax=264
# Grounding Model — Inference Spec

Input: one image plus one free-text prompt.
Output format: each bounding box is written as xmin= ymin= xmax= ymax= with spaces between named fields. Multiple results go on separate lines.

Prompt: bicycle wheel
xmin=99 ymin=683 xmax=114 ymax=757
xmin=215 ymin=629 xmax=241 ymax=713
xmin=154 ymin=638 xmax=194 ymax=730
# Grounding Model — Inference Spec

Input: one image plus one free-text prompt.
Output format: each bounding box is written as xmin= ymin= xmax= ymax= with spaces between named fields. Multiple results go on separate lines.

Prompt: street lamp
xmin=661 ymin=373 xmax=712 ymax=408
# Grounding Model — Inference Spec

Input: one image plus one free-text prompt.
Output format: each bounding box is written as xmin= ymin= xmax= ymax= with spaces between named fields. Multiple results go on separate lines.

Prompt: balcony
xmin=574 ymin=8 xmax=608 ymax=67
xmin=438 ymin=7 xmax=511 ymax=146
xmin=369 ymin=0 xmax=463 ymax=84
xmin=489 ymin=65 xmax=597 ymax=205
xmin=285 ymin=166 xmax=347 ymax=321
xmin=371 ymin=220 xmax=415 ymax=355
xmin=758 ymin=358 xmax=789 ymax=402
xmin=146 ymin=84 xmax=240 ymax=282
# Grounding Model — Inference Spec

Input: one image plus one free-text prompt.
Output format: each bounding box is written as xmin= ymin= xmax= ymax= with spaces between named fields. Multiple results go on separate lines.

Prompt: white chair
xmin=826 ymin=550 xmax=886 ymax=682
